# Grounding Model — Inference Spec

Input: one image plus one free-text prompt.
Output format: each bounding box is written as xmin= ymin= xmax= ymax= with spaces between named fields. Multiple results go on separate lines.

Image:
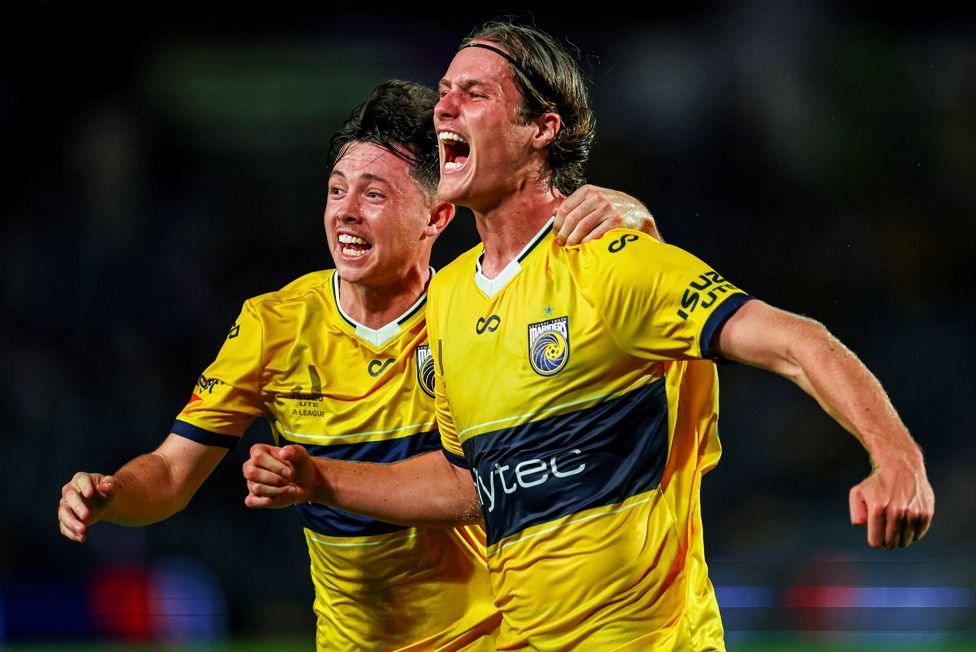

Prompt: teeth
xmin=341 ymin=246 xmax=367 ymax=257
xmin=338 ymin=234 xmax=368 ymax=245
xmin=444 ymin=161 xmax=463 ymax=171
xmin=438 ymin=131 xmax=467 ymax=143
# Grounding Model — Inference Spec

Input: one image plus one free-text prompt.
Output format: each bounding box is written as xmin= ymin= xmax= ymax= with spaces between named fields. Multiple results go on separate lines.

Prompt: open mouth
xmin=337 ymin=233 xmax=372 ymax=258
xmin=438 ymin=131 xmax=470 ymax=172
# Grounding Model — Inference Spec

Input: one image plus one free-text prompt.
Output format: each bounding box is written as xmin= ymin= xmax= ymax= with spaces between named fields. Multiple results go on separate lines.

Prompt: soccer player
xmin=244 ymin=22 xmax=936 ymax=651
xmin=57 ymin=79 xmax=658 ymax=650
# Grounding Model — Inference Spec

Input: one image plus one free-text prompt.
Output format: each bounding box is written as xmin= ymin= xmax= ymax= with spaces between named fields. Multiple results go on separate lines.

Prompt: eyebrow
xmin=438 ymin=77 xmax=490 ymax=91
xmin=329 ymin=170 xmax=392 ymax=186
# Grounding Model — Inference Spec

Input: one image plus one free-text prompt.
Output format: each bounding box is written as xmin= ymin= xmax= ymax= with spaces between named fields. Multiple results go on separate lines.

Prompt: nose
xmin=325 ymin=193 xmax=363 ymax=225
xmin=435 ymin=89 xmax=458 ymax=122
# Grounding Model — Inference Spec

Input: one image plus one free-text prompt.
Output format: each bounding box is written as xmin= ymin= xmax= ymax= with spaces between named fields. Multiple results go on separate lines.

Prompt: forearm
xmin=106 ymin=452 xmax=194 ymax=526
xmin=782 ymin=321 xmax=922 ymax=467
xmin=311 ymin=451 xmax=480 ymax=528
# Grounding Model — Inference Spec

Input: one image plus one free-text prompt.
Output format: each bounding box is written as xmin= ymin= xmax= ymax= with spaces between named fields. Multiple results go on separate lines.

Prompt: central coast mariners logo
xmin=415 ymin=344 xmax=435 ymax=397
xmin=527 ymin=316 xmax=570 ymax=377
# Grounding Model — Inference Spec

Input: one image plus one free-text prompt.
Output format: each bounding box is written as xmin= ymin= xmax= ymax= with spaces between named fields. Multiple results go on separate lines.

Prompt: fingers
xmin=913 ymin=512 xmax=932 ymax=543
xmin=248 ymin=444 xmax=292 ymax=479
xmin=553 ymin=185 xmax=590 ymax=236
xmin=71 ymin=472 xmax=97 ymax=500
xmin=558 ymin=196 xmax=614 ymax=245
xmin=58 ymin=497 xmax=87 ymax=542
xmin=244 ymin=493 xmax=279 ymax=509
xmin=849 ymin=486 xmax=868 ymax=526
xmin=62 ymin=483 xmax=91 ymax=523
xmin=97 ymin=476 xmax=118 ymax=500
xmin=246 ymin=480 xmax=295 ymax=498
xmin=278 ymin=445 xmax=307 ymax=466
xmin=883 ymin=506 xmax=901 ymax=550
xmin=866 ymin=501 xmax=886 ymax=549
xmin=243 ymin=462 xmax=291 ymax=488
xmin=577 ymin=221 xmax=617 ymax=245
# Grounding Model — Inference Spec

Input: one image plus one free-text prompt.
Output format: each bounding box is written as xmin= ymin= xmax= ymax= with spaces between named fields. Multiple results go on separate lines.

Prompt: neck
xmin=473 ymin=181 xmax=562 ymax=279
xmin=338 ymin=264 xmax=430 ymax=329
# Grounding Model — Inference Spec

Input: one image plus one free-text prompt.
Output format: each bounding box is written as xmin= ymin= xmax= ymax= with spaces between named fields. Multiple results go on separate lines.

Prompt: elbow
xmin=781 ymin=316 xmax=832 ymax=381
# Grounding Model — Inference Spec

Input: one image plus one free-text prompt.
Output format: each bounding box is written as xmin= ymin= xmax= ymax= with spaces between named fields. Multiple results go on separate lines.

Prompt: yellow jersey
xmin=174 ymin=269 xmax=499 ymax=651
xmin=428 ymin=221 xmax=751 ymax=651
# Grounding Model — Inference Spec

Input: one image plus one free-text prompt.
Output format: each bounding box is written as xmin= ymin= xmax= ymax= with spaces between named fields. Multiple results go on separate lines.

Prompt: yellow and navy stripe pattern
xmin=174 ymin=269 xmax=498 ymax=651
xmin=427 ymin=223 xmax=749 ymax=650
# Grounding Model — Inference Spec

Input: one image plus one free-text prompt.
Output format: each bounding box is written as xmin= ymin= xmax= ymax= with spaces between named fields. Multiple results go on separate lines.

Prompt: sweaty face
xmin=435 ymin=43 xmax=537 ymax=210
xmin=324 ymin=142 xmax=431 ymax=287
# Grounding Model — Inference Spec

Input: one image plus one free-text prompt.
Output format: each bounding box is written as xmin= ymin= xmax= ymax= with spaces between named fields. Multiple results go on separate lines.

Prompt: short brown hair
xmin=328 ymin=80 xmax=439 ymax=195
xmin=462 ymin=21 xmax=595 ymax=195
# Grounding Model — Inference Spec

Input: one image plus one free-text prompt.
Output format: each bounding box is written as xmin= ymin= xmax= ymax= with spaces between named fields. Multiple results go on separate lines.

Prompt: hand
xmin=553 ymin=184 xmax=662 ymax=246
xmin=849 ymin=456 xmax=934 ymax=549
xmin=58 ymin=472 xmax=118 ymax=543
xmin=243 ymin=444 xmax=316 ymax=509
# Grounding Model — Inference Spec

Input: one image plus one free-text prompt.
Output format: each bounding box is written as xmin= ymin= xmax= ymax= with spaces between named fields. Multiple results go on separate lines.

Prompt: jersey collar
xmin=474 ymin=217 xmax=554 ymax=298
xmin=332 ymin=268 xmax=433 ymax=347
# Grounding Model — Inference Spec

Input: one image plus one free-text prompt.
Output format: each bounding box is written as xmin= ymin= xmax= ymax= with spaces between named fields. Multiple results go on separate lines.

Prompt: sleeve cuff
xmin=441 ymin=447 xmax=469 ymax=469
xmin=172 ymin=420 xmax=240 ymax=449
xmin=700 ymin=293 xmax=753 ymax=359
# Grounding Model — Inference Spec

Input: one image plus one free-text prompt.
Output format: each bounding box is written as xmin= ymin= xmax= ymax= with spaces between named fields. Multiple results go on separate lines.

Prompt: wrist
xmin=872 ymin=443 xmax=924 ymax=471
xmin=307 ymin=457 xmax=335 ymax=506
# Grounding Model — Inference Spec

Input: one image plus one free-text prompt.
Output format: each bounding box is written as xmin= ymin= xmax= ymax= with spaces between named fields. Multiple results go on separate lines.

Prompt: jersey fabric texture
xmin=173 ymin=269 xmax=499 ymax=651
xmin=427 ymin=222 xmax=751 ymax=651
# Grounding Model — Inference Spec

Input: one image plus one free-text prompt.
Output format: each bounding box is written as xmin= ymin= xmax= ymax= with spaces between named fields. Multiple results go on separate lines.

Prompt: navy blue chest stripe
xmin=462 ymin=380 xmax=668 ymax=546
xmin=284 ymin=429 xmax=441 ymax=538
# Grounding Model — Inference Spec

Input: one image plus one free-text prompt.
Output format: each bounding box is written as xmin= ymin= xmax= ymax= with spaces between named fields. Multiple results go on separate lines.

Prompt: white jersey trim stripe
xmin=307 ymin=529 xmax=421 ymax=547
xmin=278 ymin=419 xmax=437 ymax=442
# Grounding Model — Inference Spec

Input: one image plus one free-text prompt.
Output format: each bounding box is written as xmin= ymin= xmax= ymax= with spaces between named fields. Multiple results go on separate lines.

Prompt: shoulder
xmin=564 ymin=228 xmax=694 ymax=285
xmin=246 ymin=269 xmax=333 ymax=313
xmin=429 ymin=245 xmax=481 ymax=297
xmin=570 ymin=229 xmax=686 ymax=266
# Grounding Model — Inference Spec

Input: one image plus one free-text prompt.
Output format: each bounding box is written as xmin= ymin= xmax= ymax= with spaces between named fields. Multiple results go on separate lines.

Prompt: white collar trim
xmin=332 ymin=268 xmax=434 ymax=347
xmin=474 ymin=217 xmax=553 ymax=298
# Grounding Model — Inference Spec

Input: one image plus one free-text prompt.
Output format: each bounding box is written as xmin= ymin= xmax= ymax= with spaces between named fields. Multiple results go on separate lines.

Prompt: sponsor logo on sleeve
xmin=227 ymin=323 xmax=240 ymax=339
xmin=197 ymin=374 xmax=224 ymax=394
xmin=527 ymin=316 xmax=570 ymax=377
xmin=677 ymin=271 xmax=739 ymax=320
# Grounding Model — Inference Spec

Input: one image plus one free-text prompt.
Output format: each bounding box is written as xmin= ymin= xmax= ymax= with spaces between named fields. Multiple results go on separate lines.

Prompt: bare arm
xmin=553 ymin=184 xmax=662 ymax=245
xmin=243 ymin=444 xmax=480 ymax=528
xmin=58 ymin=434 xmax=227 ymax=541
xmin=716 ymin=299 xmax=934 ymax=549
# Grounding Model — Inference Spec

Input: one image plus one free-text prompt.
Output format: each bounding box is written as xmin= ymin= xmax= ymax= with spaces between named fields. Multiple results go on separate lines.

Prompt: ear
xmin=530 ymin=112 xmax=561 ymax=150
xmin=423 ymin=200 xmax=456 ymax=239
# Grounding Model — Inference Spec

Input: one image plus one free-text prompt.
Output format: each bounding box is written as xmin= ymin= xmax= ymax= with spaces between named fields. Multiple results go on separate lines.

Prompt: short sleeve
xmin=426 ymin=296 xmax=468 ymax=469
xmin=172 ymin=301 xmax=266 ymax=447
xmin=571 ymin=231 xmax=752 ymax=361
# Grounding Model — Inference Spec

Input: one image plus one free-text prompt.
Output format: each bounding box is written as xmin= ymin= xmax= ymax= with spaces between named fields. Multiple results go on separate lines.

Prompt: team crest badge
xmin=415 ymin=344 xmax=436 ymax=397
xmin=527 ymin=316 xmax=570 ymax=377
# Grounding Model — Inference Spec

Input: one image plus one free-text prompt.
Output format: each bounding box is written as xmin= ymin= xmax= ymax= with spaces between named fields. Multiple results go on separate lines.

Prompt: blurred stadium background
xmin=2 ymin=1 xmax=974 ymax=650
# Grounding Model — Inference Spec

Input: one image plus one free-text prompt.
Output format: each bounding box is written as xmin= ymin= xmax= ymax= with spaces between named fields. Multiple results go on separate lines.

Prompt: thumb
xmin=280 ymin=445 xmax=306 ymax=465
xmin=97 ymin=476 xmax=118 ymax=500
xmin=849 ymin=485 xmax=868 ymax=526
